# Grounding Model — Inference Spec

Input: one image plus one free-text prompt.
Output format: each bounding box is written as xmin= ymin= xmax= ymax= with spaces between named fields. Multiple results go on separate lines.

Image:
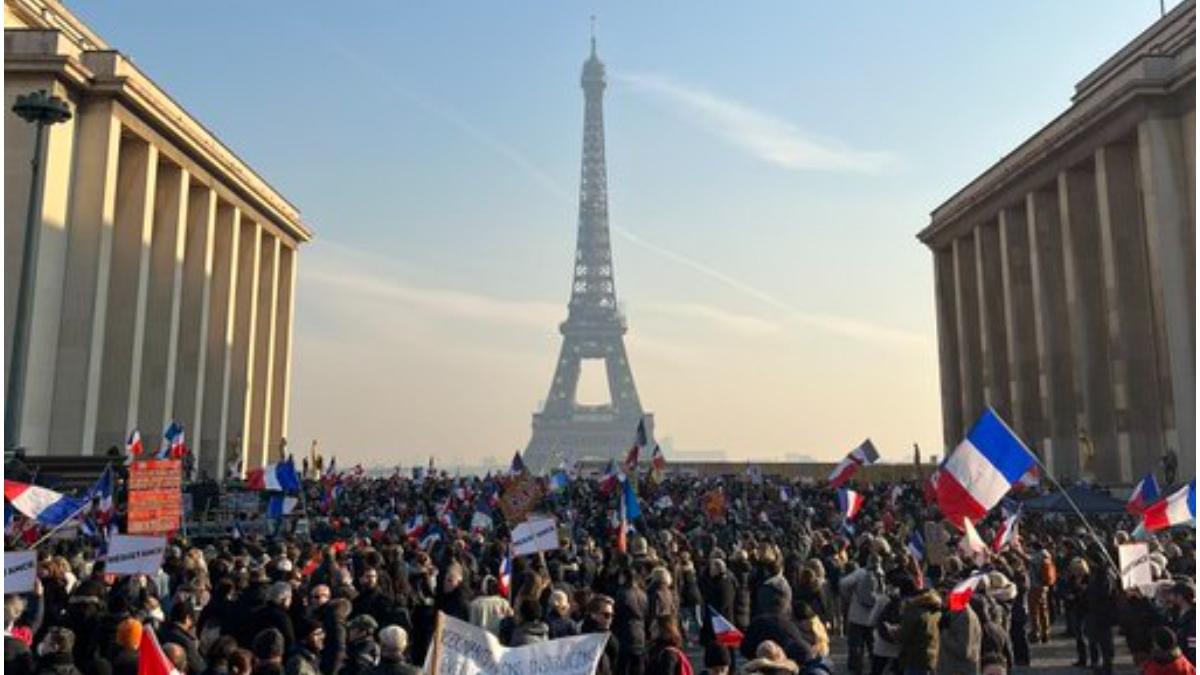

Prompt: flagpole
xmin=28 ymin=500 xmax=92 ymax=549
xmin=987 ymin=407 xmax=1119 ymax=574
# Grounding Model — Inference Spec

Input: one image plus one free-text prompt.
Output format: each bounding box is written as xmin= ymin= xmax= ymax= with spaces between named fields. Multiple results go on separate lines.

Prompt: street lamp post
xmin=6 ymin=89 xmax=72 ymax=451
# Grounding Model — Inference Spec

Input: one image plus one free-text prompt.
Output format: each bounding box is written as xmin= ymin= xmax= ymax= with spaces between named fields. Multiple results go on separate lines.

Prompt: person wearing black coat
xmin=740 ymin=590 xmax=810 ymax=665
xmin=613 ymin=571 xmax=649 ymax=675
xmin=355 ymin=568 xmax=400 ymax=627
xmin=728 ymin=553 xmax=753 ymax=630
xmin=434 ymin=565 xmax=472 ymax=623
xmin=700 ymin=558 xmax=737 ymax=647
xmin=1083 ymin=548 xmax=1118 ymax=675
xmin=250 ymin=583 xmax=297 ymax=653
xmin=158 ymin=601 xmax=207 ymax=675
xmin=581 ymin=595 xmax=620 ymax=675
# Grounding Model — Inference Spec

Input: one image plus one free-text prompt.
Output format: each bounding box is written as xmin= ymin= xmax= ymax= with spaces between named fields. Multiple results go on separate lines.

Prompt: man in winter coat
xmin=842 ymin=554 xmax=882 ymax=674
xmin=284 ymin=618 xmax=324 ymax=675
xmin=898 ymin=586 xmax=941 ymax=675
xmin=937 ymin=599 xmax=981 ymax=675
xmin=157 ymin=601 xmax=207 ymax=674
xmin=613 ymin=572 xmax=649 ymax=675
xmin=740 ymin=586 xmax=810 ymax=664
xmin=581 ymin=595 xmax=620 ymax=675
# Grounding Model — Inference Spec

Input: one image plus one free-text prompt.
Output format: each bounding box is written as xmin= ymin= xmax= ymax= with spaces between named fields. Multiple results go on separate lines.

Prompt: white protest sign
xmin=424 ymin=612 xmax=606 ymax=675
xmin=1119 ymin=543 xmax=1153 ymax=594
xmin=105 ymin=535 xmax=166 ymax=575
xmin=4 ymin=551 xmax=37 ymax=593
xmin=510 ymin=516 xmax=559 ymax=557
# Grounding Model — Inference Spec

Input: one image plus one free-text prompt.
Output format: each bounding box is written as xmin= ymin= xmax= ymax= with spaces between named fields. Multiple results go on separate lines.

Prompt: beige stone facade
xmin=4 ymin=0 xmax=311 ymax=477
xmin=919 ymin=2 xmax=1195 ymax=483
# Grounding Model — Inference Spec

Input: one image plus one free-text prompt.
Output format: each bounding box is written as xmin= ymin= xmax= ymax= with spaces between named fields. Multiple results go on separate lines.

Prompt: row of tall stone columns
xmin=12 ymin=96 xmax=296 ymax=479
xmin=934 ymin=112 xmax=1195 ymax=483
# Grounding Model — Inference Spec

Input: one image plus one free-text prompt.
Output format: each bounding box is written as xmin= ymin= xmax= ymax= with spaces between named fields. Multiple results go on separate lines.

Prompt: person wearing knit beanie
xmin=116 ymin=618 xmax=143 ymax=650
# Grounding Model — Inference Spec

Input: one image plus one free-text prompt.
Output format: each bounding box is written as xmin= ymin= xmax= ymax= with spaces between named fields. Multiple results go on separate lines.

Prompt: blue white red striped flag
xmin=937 ymin=409 xmax=1035 ymax=526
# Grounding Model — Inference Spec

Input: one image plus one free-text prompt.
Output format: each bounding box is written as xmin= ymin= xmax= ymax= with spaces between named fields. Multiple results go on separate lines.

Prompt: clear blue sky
xmin=73 ymin=1 xmax=1172 ymax=468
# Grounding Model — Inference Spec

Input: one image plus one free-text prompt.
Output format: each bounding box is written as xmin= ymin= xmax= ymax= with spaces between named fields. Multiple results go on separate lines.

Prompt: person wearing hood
xmin=937 ymin=587 xmax=981 ymax=675
xmin=508 ymin=597 xmax=550 ymax=647
xmin=842 ymin=552 xmax=883 ymax=675
xmin=1142 ymin=627 xmax=1196 ymax=675
xmin=740 ymin=640 xmax=800 ymax=675
xmin=898 ymin=584 xmax=941 ymax=675
xmin=977 ymin=601 xmax=1012 ymax=673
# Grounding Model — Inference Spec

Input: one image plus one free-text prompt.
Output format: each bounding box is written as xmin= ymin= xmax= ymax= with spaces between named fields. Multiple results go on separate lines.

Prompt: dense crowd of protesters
xmin=2 ymin=467 xmax=1196 ymax=675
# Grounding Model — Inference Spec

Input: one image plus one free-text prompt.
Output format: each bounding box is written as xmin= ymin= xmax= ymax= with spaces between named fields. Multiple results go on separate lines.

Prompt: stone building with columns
xmin=919 ymin=1 xmax=1195 ymax=484
xmin=4 ymin=0 xmax=312 ymax=478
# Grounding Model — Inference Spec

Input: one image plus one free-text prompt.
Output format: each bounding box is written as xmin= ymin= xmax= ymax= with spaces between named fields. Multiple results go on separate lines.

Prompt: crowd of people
xmin=2 ymin=466 xmax=1196 ymax=675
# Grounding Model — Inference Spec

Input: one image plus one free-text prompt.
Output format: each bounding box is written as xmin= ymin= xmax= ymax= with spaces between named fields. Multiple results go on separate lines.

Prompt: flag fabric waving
xmin=158 ymin=421 xmax=187 ymax=460
xmin=125 ymin=429 xmax=144 ymax=465
xmin=498 ymin=551 xmax=513 ymax=598
xmin=88 ymin=466 xmax=115 ymax=525
xmin=948 ymin=572 xmax=988 ymax=611
xmin=959 ymin=517 xmax=989 ymax=564
xmin=828 ymin=439 xmax=880 ymax=489
xmin=1143 ymin=481 xmax=1196 ymax=532
xmin=838 ymin=488 xmax=864 ymax=521
xmin=709 ymin=606 xmax=744 ymax=647
xmin=906 ymin=529 xmax=925 ymax=563
xmin=247 ymin=458 xmax=302 ymax=492
xmin=992 ymin=509 xmax=1020 ymax=552
xmin=599 ymin=459 xmax=620 ymax=496
xmin=138 ymin=620 xmax=184 ymax=675
xmin=1127 ymin=473 xmax=1161 ymax=515
xmin=3 ymin=480 xmax=84 ymax=527
xmin=650 ymin=445 xmax=666 ymax=482
xmin=622 ymin=477 xmax=642 ymax=520
xmin=937 ymin=409 xmax=1035 ymax=526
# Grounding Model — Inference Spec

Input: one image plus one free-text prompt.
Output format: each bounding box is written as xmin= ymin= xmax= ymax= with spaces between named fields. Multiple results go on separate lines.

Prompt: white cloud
xmin=301 ymin=245 xmax=561 ymax=329
xmin=617 ymin=71 xmax=892 ymax=173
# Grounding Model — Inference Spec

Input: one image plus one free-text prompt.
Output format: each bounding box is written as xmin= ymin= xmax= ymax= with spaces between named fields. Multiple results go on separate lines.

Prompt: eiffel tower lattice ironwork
xmin=524 ymin=35 xmax=653 ymax=471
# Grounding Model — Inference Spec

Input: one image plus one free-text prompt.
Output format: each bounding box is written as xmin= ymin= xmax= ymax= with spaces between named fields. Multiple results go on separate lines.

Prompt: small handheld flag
xmin=498 ymin=551 xmax=512 ymax=598
xmin=948 ymin=572 xmax=988 ymax=611
xmin=1142 ymin=481 xmax=1196 ymax=532
xmin=991 ymin=509 xmax=1020 ymax=553
xmin=159 ymin=421 xmax=187 ymax=460
xmin=828 ymin=439 xmax=880 ymax=489
xmin=709 ymin=606 xmax=744 ymax=647
xmin=838 ymin=488 xmax=864 ymax=521
xmin=125 ymin=430 xmax=144 ymax=465
xmin=1127 ymin=473 xmax=1161 ymax=515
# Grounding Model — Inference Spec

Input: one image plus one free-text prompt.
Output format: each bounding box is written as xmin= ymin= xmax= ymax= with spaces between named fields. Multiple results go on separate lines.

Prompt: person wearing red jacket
xmin=1143 ymin=627 xmax=1196 ymax=675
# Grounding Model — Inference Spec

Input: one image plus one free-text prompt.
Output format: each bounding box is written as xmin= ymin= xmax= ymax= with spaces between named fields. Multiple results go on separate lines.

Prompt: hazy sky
xmin=73 ymin=2 xmax=1171 ymax=468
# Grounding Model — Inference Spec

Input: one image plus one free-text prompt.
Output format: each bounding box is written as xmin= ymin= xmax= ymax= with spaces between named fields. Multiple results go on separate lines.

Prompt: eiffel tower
xmin=524 ymin=34 xmax=654 ymax=471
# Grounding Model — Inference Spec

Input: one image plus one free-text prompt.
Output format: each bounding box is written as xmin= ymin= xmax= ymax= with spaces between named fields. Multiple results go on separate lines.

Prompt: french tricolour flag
xmin=958 ymin=517 xmax=989 ymax=564
xmin=247 ymin=457 xmax=302 ymax=492
xmin=838 ymin=488 xmax=864 ymax=521
xmin=125 ymin=429 xmax=144 ymax=465
xmin=992 ymin=509 xmax=1020 ymax=553
xmin=498 ymin=552 xmax=513 ymax=598
xmin=709 ymin=606 xmax=744 ymax=647
xmin=937 ymin=409 xmax=1035 ymax=526
xmin=1127 ymin=473 xmax=1161 ymax=515
xmin=4 ymin=480 xmax=83 ymax=527
xmin=158 ymin=421 xmax=187 ymax=460
xmin=906 ymin=529 xmax=925 ymax=563
xmin=1143 ymin=481 xmax=1196 ymax=532
xmin=828 ymin=439 xmax=880 ymax=489
xmin=948 ymin=572 xmax=988 ymax=612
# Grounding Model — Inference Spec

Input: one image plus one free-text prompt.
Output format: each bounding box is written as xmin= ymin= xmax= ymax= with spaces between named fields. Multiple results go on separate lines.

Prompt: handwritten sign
xmin=128 ymin=460 xmax=183 ymax=535
xmin=4 ymin=551 xmax=36 ymax=593
xmin=499 ymin=474 xmax=544 ymax=523
xmin=105 ymin=535 xmax=166 ymax=575
xmin=424 ymin=612 xmax=606 ymax=675
xmin=1119 ymin=543 xmax=1153 ymax=595
xmin=511 ymin=516 xmax=559 ymax=557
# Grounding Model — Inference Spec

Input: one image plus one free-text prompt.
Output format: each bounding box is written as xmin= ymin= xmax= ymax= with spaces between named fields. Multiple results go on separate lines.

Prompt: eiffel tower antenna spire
xmin=524 ymin=35 xmax=654 ymax=471
xmin=590 ymin=15 xmax=597 ymax=55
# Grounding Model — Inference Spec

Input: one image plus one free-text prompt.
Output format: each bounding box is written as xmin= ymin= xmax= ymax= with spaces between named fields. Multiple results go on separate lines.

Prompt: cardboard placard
xmin=511 ymin=516 xmax=560 ymax=557
xmin=128 ymin=460 xmax=183 ymax=535
xmin=105 ymin=535 xmax=166 ymax=575
xmin=1119 ymin=543 xmax=1153 ymax=594
xmin=499 ymin=475 xmax=544 ymax=523
xmin=4 ymin=551 xmax=37 ymax=593
xmin=425 ymin=613 xmax=606 ymax=675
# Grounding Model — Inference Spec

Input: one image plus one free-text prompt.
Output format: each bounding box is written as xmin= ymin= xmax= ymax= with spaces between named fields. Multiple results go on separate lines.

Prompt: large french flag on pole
xmin=828 ymin=439 xmax=880 ymax=489
xmin=1142 ymin=481 xmax=1196 ymax=532
xmin=247 ymin=457 xmax=302 ymax=492
xmin=1126 ymin=473 xmax=1161 ymax=515
xmin=937 ymin=409 xmax=1035 ymax=526
xmin=4 ymin=481 xmax=84 ymax=527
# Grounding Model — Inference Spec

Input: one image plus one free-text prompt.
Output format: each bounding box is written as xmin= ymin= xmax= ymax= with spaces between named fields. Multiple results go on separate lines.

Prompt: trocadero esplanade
xmin=4 ymin=0 xmax=312 ymax=477
xmin=919 ymin=1 xmax=1195 ymax=485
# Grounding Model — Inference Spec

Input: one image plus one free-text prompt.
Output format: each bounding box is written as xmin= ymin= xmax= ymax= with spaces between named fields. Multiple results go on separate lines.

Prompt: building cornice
xmin=4 ymin=2 xmax=313 ymax=244
xmin=919 ymin=0 xmax=1195 ymax=247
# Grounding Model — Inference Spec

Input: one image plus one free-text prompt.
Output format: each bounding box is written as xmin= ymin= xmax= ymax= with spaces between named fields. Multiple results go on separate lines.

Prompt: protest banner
xmin=498 ymin=474 xmax=544 ymax=523
xmin=128 ymin=460 xmax=183 ymax=534
xmin=1119 ymin=542 xmax=1153 ymax=594
xmin=4 ymin=551 xmax=37 ymax=593
xmin=105 ymin=535 xmax=167 ymax=575
xmin=424 ymin=612 xmax=606 ymax=675
xmin=510 ymin=516 xmax=559 ymax=557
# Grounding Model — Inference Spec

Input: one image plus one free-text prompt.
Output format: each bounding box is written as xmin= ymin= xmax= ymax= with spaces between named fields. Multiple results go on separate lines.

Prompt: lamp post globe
xmin=6 ymin=89 xmax=73 ymax=452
